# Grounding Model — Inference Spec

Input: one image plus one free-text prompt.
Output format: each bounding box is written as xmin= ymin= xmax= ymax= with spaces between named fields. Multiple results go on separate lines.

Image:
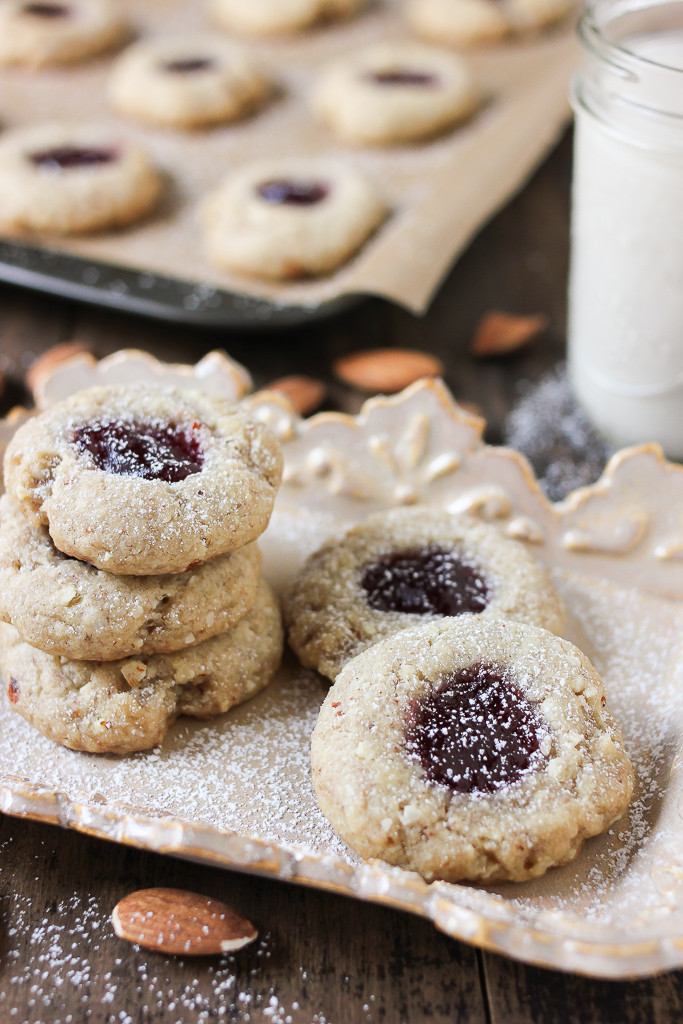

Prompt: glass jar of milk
xmin=568 ymin=0 xmax=683 ymax=459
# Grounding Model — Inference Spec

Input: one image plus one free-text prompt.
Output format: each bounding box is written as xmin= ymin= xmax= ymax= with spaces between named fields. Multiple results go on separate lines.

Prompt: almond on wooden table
xmin=112 ymin=887 xmax=257 ymax=956
xmin=26 ymin=341 xmax=90 ymax=399
xmin=265 ymin=374 xmax=326 ymax=415
xmin=333 ymin=348 xmax=444 ymax=394
xmin=470 ymin=311 xmax=548 ymax=358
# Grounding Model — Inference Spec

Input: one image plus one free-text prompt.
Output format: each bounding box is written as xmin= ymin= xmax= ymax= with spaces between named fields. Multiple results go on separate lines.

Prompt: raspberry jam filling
xmin=29 ymin=146 xmax=119 ymax=171
xmin=367 ymin=70 xmax=438 ymax=87
xmin=405 ymin=663 xmax=549 ymax=795
xmin=22 ymin=2 xmax=70 ymax=16
xmin=74 ymin=419 xmax=204 ymax=483
xmin=360 ymin=546 xmax=489 ymax=617
xmin=257 ymin=180 xmax=330 ymax=206
xmin=163 ymin=57 xmax=214 ymax=73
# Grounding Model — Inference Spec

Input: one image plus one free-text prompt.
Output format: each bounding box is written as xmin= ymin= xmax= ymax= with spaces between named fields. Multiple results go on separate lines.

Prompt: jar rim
xmin=579 ymin=0 xmax=683 ymax=75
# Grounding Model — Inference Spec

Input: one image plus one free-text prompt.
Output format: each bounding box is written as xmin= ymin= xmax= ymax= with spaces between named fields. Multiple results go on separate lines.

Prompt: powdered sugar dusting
xmin=0 ymin=844 xmax=311 ymax=1024
xmin=2 ymin=658 xmax=351 ymax=861
xmin=504 ymin=364 xmax=613 ymax=501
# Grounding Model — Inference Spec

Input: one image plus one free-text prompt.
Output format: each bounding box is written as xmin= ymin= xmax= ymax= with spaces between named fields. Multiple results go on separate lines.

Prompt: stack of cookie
xmin=0 ymin=384 xmax=284 ymax=754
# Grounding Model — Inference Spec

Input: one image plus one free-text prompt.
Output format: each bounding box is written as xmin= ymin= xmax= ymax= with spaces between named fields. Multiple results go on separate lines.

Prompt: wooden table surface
xmin=1 ymin=129 xmax=682 ymax=1024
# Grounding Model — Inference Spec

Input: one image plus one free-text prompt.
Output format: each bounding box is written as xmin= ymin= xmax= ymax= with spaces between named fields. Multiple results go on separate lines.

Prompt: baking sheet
xmin=0 ymin=0 xmax=577 ymax=315
xmin=2 ymin=371 xmax=683 ymax=978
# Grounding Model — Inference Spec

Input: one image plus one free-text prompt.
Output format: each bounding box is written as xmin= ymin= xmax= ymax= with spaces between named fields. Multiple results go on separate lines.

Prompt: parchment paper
xmin=0 ymin=0 xmax=578 ymax=312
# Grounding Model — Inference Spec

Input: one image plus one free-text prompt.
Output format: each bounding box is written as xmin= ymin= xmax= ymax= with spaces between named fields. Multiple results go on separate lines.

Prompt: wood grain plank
xmin=482 ymin=951 xmax=683 ymax=1024
xmin=0 ymin=815 xmax=488 ymax=1024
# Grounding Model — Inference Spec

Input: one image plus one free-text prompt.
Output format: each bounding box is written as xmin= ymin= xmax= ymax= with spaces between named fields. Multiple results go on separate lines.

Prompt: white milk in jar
xmin=568 ymin=0 xmax=683 ymax=458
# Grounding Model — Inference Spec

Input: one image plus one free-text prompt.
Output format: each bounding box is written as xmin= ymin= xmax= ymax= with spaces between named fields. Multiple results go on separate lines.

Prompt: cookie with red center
xmin=0 ymin=0 xmax=127 ymax=67
xmin=108 ymin=36 xmax=272 ymax=129
xmin=284 ymin=506 xmax=566 ymax=681
xmin=201 ymin=158 xmax=386 ymax=281
xmin=3 ymin=385 xmax=283 ymax=575
xmin=313 ymin=42 xmax=478 ymax=145
xmin=311 ymin=615 xmax=634 ymax=883
xmin=0 ymin=123 xmax=162 ymax=235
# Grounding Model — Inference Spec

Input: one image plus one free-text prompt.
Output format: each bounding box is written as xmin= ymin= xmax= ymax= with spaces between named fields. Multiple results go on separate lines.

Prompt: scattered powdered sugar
xmin=0 ymin=842 xmax=319 ymax=1024
xmin=2 ymin=658 xmax=351 ymax=863
xmin=504 ymin=364 xmax=613 ymax=502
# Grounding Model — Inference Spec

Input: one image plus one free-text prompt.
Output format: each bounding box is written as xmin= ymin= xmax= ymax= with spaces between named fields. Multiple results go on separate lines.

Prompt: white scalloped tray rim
xmin=2 ymin=354 xmax=683 ymax=979
xmin=4 ymin=774 xmax=683 ymax=980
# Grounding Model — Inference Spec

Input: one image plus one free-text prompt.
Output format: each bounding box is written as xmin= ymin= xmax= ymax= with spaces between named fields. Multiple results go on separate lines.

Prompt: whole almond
xmin=112 ymin=887 xmax=257 ymax=956
xmin=470 ymin=312 xmax=548 ymax=358
xmin=27 ymin=341 xmax=90 ymax=399
xmin=266 ymin=375 xmax=326 ymax=415
xmin=333 ymin=348 xmax=444 ymax=394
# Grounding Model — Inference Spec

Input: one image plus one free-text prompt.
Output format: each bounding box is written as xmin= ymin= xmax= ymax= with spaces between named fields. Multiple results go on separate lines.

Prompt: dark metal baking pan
xmin=0 ymin=240 xmax=363 ymax=329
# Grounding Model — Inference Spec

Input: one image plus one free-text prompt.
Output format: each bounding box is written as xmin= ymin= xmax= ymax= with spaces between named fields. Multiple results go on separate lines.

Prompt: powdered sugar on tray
xmin=482 ymin=568 xmax=683 ymax=928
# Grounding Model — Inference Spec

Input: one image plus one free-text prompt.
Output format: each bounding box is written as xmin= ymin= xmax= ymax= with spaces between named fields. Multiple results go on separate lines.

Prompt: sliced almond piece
xmin=333 ymin=348 xmax=444 ymax=394
xmin=112 ymin=887 xmax=257 ymax=956
xmin=26 ymin=341 xmax=90 ymax=398
xmin=266 ymin=374 xmax=326 ymax=416
xmin=470 ymin=312 xmax=548 ymax=358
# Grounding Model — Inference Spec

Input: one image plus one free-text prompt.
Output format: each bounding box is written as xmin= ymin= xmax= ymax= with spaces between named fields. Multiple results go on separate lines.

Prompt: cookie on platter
xmin=1 ymin=580 xmax=284 ymax=754
xmin=0 ymin=494 xmax=263 ymax=661
xmin=312 ymin=616 xmax=634 ymax=882
xmin=285 ymin=507 xmax=566 ymax=680
xmin=3 ymin=385 xmax=283 ymax=574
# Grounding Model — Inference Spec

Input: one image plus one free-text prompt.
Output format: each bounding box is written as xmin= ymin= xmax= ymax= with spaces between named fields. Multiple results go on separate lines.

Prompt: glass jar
xmin=568 ymin=0 xmax=683 ymax=459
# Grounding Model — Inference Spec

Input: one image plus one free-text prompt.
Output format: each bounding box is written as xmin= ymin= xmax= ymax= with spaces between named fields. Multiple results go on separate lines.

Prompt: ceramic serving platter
xmin=1 ymin=354 xmax=683 ymax=978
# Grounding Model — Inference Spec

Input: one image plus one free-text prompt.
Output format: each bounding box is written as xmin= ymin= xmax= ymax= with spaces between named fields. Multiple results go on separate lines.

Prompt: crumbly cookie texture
xmin=285 ymin=507 xmax=566 ymax=680
xmin=1 ymin=579 xmax=283 ymax=754
xmin=313 ymin=42 xmax=478 ymax=146
xmin=108 ymin=36 xmax=272 ymax=129
xmin=201 ymin=158 xmax=386 ymax=281
xmin=407 ymin=0 xmax=575 ymax=48
xmin=3 ymin=385 xmax=283 ymax=575
xmin=0 ymin=0 xmax=128 ymax=68
xmin=209 ymin=0 xmax=367 ymax=36
xmin=0 ymin=123 xmax=162 ymax=236
xmin=312 ymin=616 xmax=634 ymax=883
xmin=0 ymin=494 xmax=262 ymax=660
